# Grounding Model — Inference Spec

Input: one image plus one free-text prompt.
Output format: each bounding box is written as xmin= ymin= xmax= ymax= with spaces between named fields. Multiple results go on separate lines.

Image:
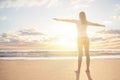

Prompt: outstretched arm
xmin=53 ymin=18 xmax=76 ymax=23
xmin=88 ymin=21 xmax=105 ymax=27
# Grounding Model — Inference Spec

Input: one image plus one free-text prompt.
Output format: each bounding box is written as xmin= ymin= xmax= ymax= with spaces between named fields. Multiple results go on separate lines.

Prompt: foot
xmin=86 ymin=70 xmax=93 ymax=80
xmin=75 ymin=70 xmax=78 ymax=73
xmin=75 ymin=70 xmax=80 ymax=74
xmin=86 ymin=69 xmax=90 ymax=73
xmin=75 ymin=70 xmax=80 ymax=80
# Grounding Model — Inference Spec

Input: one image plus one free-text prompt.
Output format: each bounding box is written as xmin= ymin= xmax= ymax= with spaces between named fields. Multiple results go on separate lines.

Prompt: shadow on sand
xmin=75 ymin=70 xmax=93 ymax=80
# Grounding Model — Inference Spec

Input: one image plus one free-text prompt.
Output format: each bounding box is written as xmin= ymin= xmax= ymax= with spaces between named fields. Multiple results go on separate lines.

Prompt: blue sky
xmin=0 ymin=0 xmax=120 ymax=49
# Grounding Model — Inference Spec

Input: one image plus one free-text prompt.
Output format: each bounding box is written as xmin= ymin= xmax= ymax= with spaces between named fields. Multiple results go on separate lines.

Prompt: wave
xmin=0 ymin=49 xmax=120 ymax=57
xmin=0 ymin=56 xmax=120 ymax=60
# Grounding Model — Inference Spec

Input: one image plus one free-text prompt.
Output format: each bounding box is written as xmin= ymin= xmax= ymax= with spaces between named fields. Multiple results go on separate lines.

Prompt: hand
xmin=103 ymin=25 xmax=106 ymax=27
xmin=53 ymin=18 xmax=59 ymax=21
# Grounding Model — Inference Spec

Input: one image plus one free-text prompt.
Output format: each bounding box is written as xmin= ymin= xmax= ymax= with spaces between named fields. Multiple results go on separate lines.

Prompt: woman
xmin=53 ymin=11 xmax=105 ymax=80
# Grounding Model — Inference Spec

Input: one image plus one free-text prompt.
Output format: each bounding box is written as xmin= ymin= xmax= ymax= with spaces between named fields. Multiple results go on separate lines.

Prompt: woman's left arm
xmin=87 ymin=21 xmax=105 ymax=27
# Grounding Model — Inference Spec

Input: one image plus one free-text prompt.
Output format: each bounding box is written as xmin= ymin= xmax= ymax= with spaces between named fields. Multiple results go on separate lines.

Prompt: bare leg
xmin=84 ymin=38 xmax=90 ymax=72
xmin=85 ymin=51 xmax=90 ymax=71
xmin=86 ymin=71 xmax=92 ymax=80
xmin=84 ymin=38 xmax=92 ymax=80
xmin=75 ymin=50 xmax=83 ymax=80
xmin=77 ymin=50 xmax=83 ymax=73
xmin=75 ymin=40 xmax=83 ymax=80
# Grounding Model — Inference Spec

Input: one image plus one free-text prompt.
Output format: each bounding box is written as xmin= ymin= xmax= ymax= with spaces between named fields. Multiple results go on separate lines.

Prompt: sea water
xmin=0 ymin=49 xmax=120 ymax=60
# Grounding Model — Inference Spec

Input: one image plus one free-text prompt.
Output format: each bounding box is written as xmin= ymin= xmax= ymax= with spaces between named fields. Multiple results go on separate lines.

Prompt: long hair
xmin=79 ymin=12 xmax=87 ymax=25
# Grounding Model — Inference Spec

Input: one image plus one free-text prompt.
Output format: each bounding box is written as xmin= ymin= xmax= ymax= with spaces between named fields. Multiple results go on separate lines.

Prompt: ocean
xmin=0 ymin=49 xmax=120 ymax=60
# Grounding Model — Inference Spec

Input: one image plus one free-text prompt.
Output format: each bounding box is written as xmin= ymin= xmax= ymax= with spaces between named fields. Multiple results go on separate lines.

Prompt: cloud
xmin=0 ymin=33 xmax=22 ymax=46
xmin=0 ymin=0 xmax=63 ymax=9
xmin=0 ymin=27 xmax=74 ymax=49
xmin=71 ymin=0 xmax=94 ymax=5
xmin=0 ymin=0 xmax=48 ymax=8
xmin=0 ymin=28 xmax=55 ymax=47
xmin=112 ymin=3 xmax=120 ymax=20
xmin=71 ymin=0 xmax=95 ymax=8
xmin=96 ymin=29 xmax=120 ymax=34
xmin=0 ymin=0 xmax=95 ymax=9
xmin=91 ymin=29 xmax=120 ymax=49
xmin=19 ymin=28 xmax=45 ymax=36
xmin=112 ymin=15 xmax=120 ymax=20
xmin=0 ymin=28 xmax=120 ymax=49
xmin=47 ymin=0 xmax=62 ymax=8
xmin=0 ymin=16 xmax=7 ymax=21
xmin=115 ymin=3 xmax=120 ymax=11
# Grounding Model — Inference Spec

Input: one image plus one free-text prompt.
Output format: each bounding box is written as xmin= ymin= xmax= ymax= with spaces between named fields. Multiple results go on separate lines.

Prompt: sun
xmin=50 ymin=23 xmax=101 ymax=50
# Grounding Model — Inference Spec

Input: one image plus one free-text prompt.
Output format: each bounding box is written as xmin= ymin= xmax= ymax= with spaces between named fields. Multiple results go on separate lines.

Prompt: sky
xmin=0 ymin=0 xmax=120 ymax=50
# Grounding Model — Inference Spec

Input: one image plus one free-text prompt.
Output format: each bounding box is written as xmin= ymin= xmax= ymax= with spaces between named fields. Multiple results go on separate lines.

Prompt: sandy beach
xmin=0 ymin=59 xmax=120 ymax=80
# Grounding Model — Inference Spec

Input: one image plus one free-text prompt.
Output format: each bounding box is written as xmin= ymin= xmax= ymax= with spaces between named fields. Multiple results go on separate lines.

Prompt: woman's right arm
xmin=53 ymin=18 xmax=76 ymax=23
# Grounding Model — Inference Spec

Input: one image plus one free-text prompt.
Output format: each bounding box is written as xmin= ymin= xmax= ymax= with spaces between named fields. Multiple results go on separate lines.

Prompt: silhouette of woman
xmin=53 ymin=11 xmax=105 ymax=80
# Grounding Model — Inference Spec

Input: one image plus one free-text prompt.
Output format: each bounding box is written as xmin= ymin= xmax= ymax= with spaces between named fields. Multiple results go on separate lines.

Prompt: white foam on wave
xmin=0 ymin=55 xmax=120 ymax=60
